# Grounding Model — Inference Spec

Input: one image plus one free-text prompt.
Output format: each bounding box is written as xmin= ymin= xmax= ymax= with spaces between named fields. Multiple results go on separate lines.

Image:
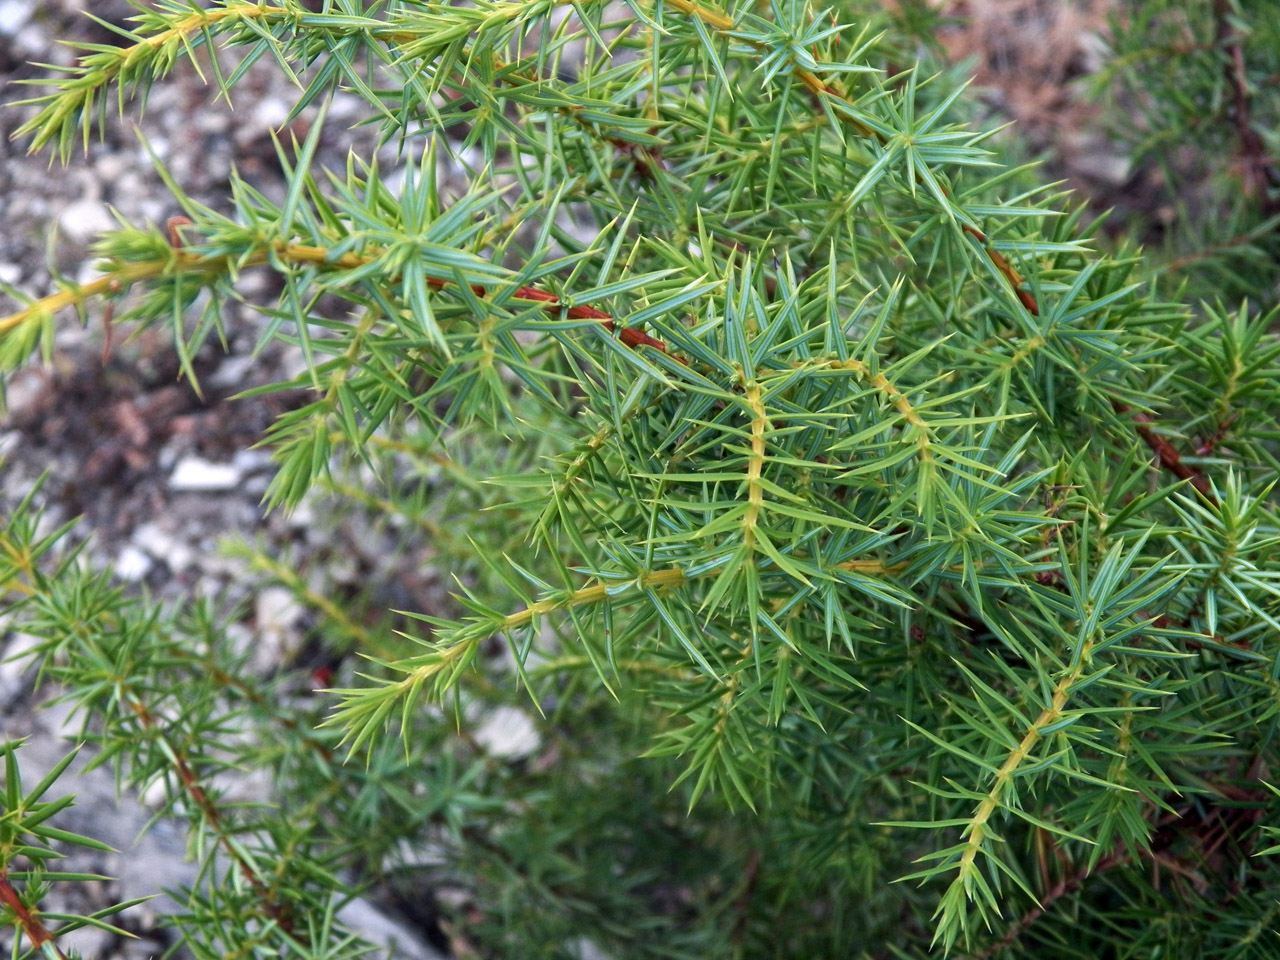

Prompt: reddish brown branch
xmin=0 ymin=873 xmax=67 ymax=959
xmin=1113 ymin=402 xmax=1215 ymax=502
xmin=1214 ymin=0 xmax=1280 ymax=216
xmin=967 ymin=848 xmax=1131 ymax=960
xmin=125 ymin=697 xmax=299 ymax=936
xmin=497 ymin=284 xmax=673 ymax=353
xmin=606 ymin=133 xmax=667 ymax=181
xmin=163 ymin=220 xmax=677 ymax=360
xmin=962 ymin=224 xmax=1040 ymax=315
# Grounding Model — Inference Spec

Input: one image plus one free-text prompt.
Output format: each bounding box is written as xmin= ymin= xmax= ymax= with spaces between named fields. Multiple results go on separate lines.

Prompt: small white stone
xmin=32 ymin=508 xmax=65 ymax=544
xmin=222 ymin=621 xmax=254 ymax=658
xmin=142 ymin=134 xmax=169 ymax=159
xmin=472 ymin=705 xmax=542 ymax=761
xmin=285 ymin=496 xmax=316 ymax=529
xmin=170 ymin=456 xmax=241 ymax=492
xmin=245 ymin=474 xmax=271 ymax=499
xmin=328 ymin=92 xmax=365 ymax=124
xmin=432 ymin=886 xmax=472 ymax=911
xmin=140 ymin=776 xmax=169 ymax=809
xmin=57 ymin=926 xmax=113 ymax=960
xmin=133 ymin=522 xmax=196 ymax=573
xmin=276 ymin=345 xmax=312 ymax=382
xmin=13 ymin=24 xmax=47 ymax=59
xmin=0 ymin=0 xmax=31 ymax=34
xmin=253 ymin=97 xmax=290 ymax=133
xmin=570 ymin=938 xmax=614 ymax=960
xmin=256 ymin=586 xmax=302 ymax=632
xmin=41 ymin=695 xmax=82 ymax=741
xmin=2 ymin=466 xmax=39 ymax=502
xmin=235 ymin=97 xmax=291 ymax=147
xmin=3 ymin=368 xmax=44 ymax=420
xmin=115 ymin=544 xmax=154 ymax=582
xmin=58 ymin=197 xmax=116 ymax=244
xmin=336 ymin=898 xmax=447 ymax=960
xmin=93 ymin=152 xmax=128 ymax=182
xmin=253 ymin=586 xmax=303 ymax=671
xmin=208 ymin=354 xmax=256 ymax=391
xmin=231 ymin=448 xmax=274 ymax=475
xmin=0 ymin=262 xmax=20 ymax=286
xmin=213 ymin=765 xmax=272 ymax=804
xmin=0 ymin=632 xmax=41 ymax=703
xmin=1073 ymin=150 xmax=1131 ymax=186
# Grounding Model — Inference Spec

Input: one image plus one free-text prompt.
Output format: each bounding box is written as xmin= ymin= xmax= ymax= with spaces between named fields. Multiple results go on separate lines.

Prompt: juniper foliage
xmin=3 ymin=1 xmax=1280 ymax=957
xmin=1089 ymin=0 xmax=1280 ymax=305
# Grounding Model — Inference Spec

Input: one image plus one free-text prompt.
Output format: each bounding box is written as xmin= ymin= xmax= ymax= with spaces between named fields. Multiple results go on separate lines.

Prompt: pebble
xmin=170 ymin=455 xmax=242 ymax=492
xmin=132 ymin=522 xmax=196 ymax=574
xmin=115 ymin=544 xmax=154 ymax=582
xmin=337 ymin=898 xmax=448 ymax=960
xmin=253 ymin=585 xmax=304 ymax=672
xmin=277 ymin=345 xmax=313 ymax=383
xmin=3 ymin=368 xmax=47 ymax=421
xmin=0 ymin=0 xmax=30 ymax=33
xmin=569 ymin=938 xmax=614 ymax=960
xmin=0 ymin=633 xmax=40 ymax=703
xmin=32 ymin=506 xmax=65 ymax=544
xmin=93 ymin=152 xmax=128 ymax=183
xmin=286 ymin=496 xmax=317 ymax=529
xmin=56 ymin=924 xmax=112 ymax=960
xmin=1073 ymin=150 xmax=1131 ymax=186
xmin=234 ymin=97 xmax=291 ymax=147
xmin=75 ymin=259 xmax=100 ymax=286
xmin=1 ymin=465 xmax=41 ymax=504
xmin=472 ymin=705 xmax=542 ymax=761
xmin=209 ymin=354 xmax=257 ymax=391
xmin=13 ymin=24 xmax=50 ymax=60
xmin=253 ymin=97 xmax=291 ymax=133
xmin=232 ymin=448 xmax=275 ymax=475
xmin=58 ymin=197 xmax=116 ymax=245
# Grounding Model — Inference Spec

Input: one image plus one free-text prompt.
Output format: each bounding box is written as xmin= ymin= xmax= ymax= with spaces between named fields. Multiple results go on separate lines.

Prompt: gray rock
xmin=337 ymin=898 xmax=449 ymax=960
xmin=114 ymin=544 xmax=154 ymax=582
xmin=58 ymin=197 xmax=116 ymax=245
xmin=253 ymin=585 xmax=304 ymax=672
xmin=0 ymin=0 xmax=31 ymax=34
xmin=0 ymin=632 xmax=40 ymax=704
xmin=472 ymin=705 xmax=542 ymax=761
xmin=170 ymin=456 xmax=242 ymax=492
xmin=132 ymin=522 xmax=196 ymax=574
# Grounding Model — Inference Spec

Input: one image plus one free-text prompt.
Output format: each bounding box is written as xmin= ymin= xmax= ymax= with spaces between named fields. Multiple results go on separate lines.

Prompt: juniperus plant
xmin=3 ymin=1 xmax=1280 ymax=958
xmin=1090 ymin=0 xmax=1280 ymax=305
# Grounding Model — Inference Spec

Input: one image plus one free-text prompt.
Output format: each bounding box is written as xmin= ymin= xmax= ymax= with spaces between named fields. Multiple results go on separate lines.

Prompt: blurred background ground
xmin=0 ymin=3 xmax=452 ymax=957
xmin=0 ymin=0 xmax=1275 ymax=957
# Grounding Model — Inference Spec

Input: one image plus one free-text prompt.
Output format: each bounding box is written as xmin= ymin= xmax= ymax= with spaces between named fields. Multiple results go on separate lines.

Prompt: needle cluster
xmin=3 ymin=1 xmax=1280 ymax=957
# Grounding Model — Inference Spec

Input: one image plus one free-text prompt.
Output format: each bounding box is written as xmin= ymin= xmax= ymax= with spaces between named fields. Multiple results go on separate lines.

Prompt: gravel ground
xmin=0 ymin=3 xmax=451 ymax=957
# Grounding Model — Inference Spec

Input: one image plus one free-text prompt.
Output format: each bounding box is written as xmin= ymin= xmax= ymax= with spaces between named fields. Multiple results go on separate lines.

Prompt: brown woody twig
xmin=1213 ymin=0 xmax=1280 ymax=216
xmin=0 ymin=873 xmax=68 ymax=960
